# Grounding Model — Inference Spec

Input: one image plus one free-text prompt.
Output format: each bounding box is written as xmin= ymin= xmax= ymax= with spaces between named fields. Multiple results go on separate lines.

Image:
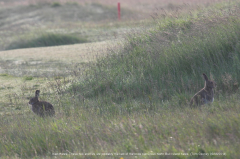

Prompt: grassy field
xmin=0 ymin=0 xmax=240 ymax=159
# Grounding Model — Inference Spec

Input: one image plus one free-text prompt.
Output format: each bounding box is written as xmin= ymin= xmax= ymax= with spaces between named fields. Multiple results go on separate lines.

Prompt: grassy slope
xmin=1 ymin=1 xmax=240 ymax=159
xmin=76 ymin=1 xmax=240 ymax=103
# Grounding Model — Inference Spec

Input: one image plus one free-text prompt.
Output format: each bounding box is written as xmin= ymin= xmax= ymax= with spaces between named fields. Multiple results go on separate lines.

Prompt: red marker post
xmin=118 ymin=2 xmax=121 ymax=20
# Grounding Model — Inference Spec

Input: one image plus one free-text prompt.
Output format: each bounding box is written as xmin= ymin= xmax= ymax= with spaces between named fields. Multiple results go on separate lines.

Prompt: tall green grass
xmin=72 ymin=3 xmax=240 ymax=106
xmin=0 ymin=99 xmax=240 ymax=158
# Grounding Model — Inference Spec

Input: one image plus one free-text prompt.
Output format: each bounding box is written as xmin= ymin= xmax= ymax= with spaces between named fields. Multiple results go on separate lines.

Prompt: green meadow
xmin=0 ymin=0 xmax=239 ymax=158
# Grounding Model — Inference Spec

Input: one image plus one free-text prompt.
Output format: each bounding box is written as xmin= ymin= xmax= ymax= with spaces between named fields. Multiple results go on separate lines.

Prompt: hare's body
xmin=29 ymin=90 xmax=55 ymax=117
xmin=190 ymin=73 xmax=216 ymax=106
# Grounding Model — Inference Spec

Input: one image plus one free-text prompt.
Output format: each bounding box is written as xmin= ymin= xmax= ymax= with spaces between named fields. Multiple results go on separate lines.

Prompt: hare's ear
xmin=35 ymin=90 xmax=40 ymax=97
xmin=202 ymin=73 xmax=209 ymax=81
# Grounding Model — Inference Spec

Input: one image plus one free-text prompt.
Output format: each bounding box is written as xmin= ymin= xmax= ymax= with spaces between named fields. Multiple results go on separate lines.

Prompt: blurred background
xmin=0 ymin=0 xmax=225 ymax=50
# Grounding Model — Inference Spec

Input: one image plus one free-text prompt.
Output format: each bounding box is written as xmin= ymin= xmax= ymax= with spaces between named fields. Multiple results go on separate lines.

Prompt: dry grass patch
xmin=0 ymin=40 xmax=114 ymax=62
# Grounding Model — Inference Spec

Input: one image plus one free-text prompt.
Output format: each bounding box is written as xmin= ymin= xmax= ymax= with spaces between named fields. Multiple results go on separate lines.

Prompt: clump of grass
xmin=0 ymin=73 xmax=8 ymax=76
xmin=54 ymin=76 xmax=63 ymax=80
xmin=6 ymin=33 xmax=88 ymax=50
xmin=51 ymin=2 xmax=61 ymax=7
xmin=23 ymin=76 xmax=33 ymax=81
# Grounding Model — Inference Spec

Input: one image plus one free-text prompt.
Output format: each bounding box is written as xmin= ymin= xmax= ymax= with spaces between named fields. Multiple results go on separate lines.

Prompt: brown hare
xmin=29 ymin=90 xmax=55 ymax=117
xmin=190 ymin=73 xmax=216 ymax=107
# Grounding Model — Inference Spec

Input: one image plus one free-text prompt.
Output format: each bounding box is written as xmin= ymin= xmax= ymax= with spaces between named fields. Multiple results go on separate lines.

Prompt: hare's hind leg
xmin=190 ymin=95 xmax=202 ymax=107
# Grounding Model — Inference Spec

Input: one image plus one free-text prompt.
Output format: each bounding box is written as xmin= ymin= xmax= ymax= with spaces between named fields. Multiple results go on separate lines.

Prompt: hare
xmin=190 ymin=73 xmax=216 ymax=107
xmin=29 ymin=90 xmax=55 ymax=117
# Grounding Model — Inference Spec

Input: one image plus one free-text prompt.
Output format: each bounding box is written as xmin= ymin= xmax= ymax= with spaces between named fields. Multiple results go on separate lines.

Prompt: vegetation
xmin=5 ymin=33 xmax=88 ymax=50
xmin=74 ymin=1 xmax=240 ymax=106
xmin=23 ymin=76 xmax=33 ymax=81
xmin=0 ymin=1 xmax=135 ymax=50
xmin=0 ymin=0 xmax=240 ymax=159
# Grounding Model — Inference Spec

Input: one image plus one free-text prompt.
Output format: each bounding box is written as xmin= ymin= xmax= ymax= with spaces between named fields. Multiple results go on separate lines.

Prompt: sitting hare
xmin=29 ymin=90 xmax=55 ymax=117
xmin=190 ymin=73 xmax=216 ymax=107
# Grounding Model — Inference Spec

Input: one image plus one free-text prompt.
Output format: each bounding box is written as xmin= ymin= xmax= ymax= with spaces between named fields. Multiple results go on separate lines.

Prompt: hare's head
xmin=29 ymin=90 xmax=40 ymax=105
xmin=203 ymin=73 xmax=215 ymax=89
